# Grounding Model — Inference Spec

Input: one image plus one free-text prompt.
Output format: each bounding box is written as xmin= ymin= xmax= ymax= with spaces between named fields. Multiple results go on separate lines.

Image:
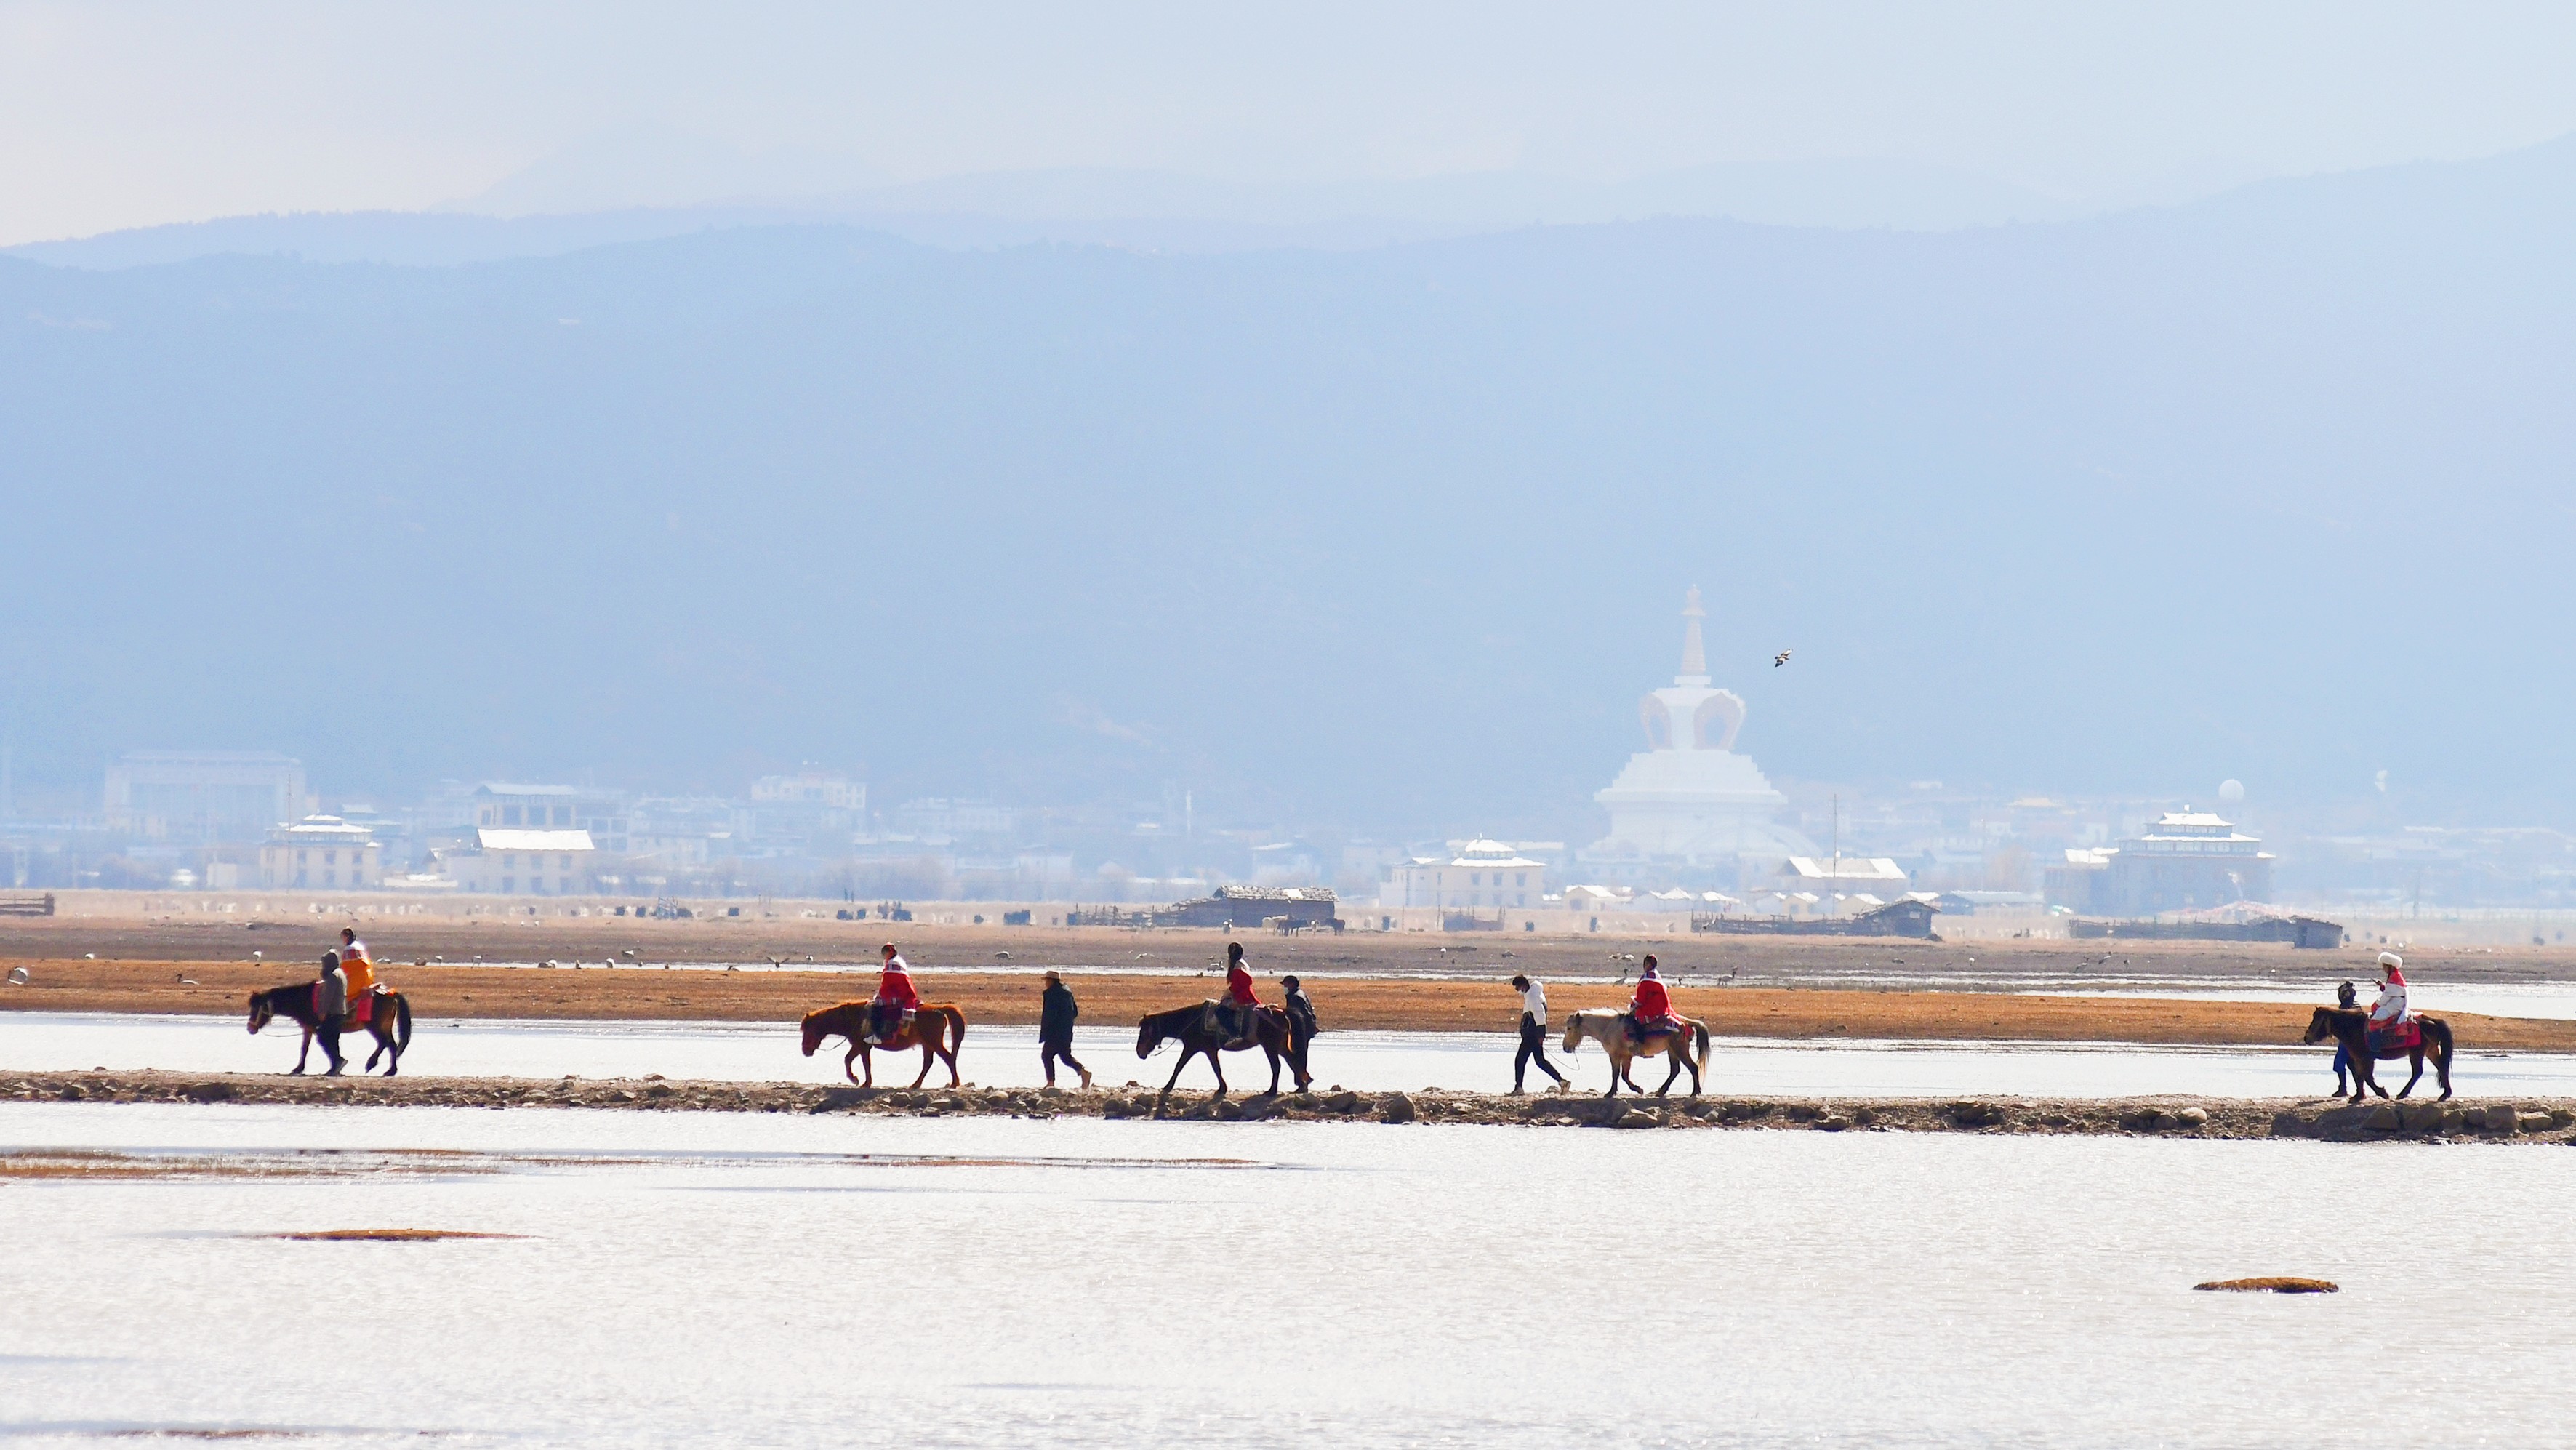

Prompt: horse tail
xmin=394 ymin=992 xmax=413 ymax=1052
xmin=1694 ymin=1020 xmax=1711 ymax=1075
xmin=940 ymin=1006 xmax=967 ymax=1052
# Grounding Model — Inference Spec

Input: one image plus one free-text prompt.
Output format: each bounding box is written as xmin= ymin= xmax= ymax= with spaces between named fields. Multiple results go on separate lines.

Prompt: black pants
xmin=1515 ymin=1015 xmax=1564 ymax=1089
xmin=1041 ymin=1034 xmax=1086 ymax=1083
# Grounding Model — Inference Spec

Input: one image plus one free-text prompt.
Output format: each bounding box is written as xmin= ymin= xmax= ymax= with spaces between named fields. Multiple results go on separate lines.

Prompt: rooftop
xmin=473 ymin=828 xmax=597 ymax=852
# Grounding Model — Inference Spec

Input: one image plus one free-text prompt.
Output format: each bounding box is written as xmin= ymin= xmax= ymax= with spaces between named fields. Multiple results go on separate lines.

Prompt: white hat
xmin=2378 ymin=951 xmax=2403 ymax=971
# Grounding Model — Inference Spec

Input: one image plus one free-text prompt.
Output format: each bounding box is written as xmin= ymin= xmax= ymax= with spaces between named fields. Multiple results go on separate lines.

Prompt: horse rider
xmin=312 ymin=950 xmax=349 ymax=1075
xmin=1280 ymin=974 xmax=1319 ymax=1049
xmin=1626 ymin=957 xmax=1678 ymax=1043
xmin=1508 ymin=973 xmax=1568 ymax=1095
xmin=866 ymin=944 xmax=920 ymax=1045
xmin=2368 ymin=952 xmax=2410 ymax=1055
xmin=1215 ymin=941 xmax=1260 ymax=1046
xmin=337 ymin=927 xmax=379 ymax=1027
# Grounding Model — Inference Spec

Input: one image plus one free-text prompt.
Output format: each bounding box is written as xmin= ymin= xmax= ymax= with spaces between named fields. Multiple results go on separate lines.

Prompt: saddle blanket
xmin=2367 ymin=1020 xmax=2421 ymax=1055
xmin=1628 ymin=1013 xmax=1687 ymax=1038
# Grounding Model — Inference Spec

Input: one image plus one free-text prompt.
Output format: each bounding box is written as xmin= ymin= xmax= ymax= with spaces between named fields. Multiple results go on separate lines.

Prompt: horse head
xmin=1136 ymin=1012 xmax=1176 ymax=1060
xmin=245 ymin=990 xmax=273 ymax=1036
xmin=1562 ymin=1012 xmax=1588 ymax=1054
xmin=2301 ymin=1006 xmax=2346 ymax=1046
xmin=799 ymin=1009 xmax=828 ymax=1057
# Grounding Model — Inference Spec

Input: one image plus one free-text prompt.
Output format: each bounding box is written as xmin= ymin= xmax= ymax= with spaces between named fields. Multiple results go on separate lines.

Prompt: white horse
xmin=1561 ymin=1008 xmax=1711 ymax=1098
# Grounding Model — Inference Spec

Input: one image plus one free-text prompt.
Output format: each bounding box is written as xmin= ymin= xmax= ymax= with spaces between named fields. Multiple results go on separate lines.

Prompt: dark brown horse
xmin=1134 ymin=1002 xmax=1309 ymax=1106
xmin=801 ymin=1001 xmax=968 ymax=1088
xmin=246 ymin=983 xmax=412 ymax=1076
xmin=2304 ymin=1006 xmax=2455 ymax=1101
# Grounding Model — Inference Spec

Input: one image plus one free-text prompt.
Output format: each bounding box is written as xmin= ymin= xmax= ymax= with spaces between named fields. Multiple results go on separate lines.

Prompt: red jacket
xmin=876 ymin=963 xmax=920 ymax=1009
xmin=1632 ymin=977 xmax=1672 ymax=1020
xmin=1226 ymin=962 xmax=1259 ymax=1006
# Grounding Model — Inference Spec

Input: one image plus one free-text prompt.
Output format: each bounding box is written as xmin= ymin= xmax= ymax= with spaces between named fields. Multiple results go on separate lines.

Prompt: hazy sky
xmin=7 ymin=2 xmax=2576 ymax=242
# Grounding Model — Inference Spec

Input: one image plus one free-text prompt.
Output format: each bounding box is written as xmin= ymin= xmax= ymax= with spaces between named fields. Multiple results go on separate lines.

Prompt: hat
xmin=2378 ymin=951 xmax=2404 ymax=972
xmin=1042 ymin=969 xmax=1061 ymax=982
xmin=1280 ymin=974 xmax=1301 ymax=988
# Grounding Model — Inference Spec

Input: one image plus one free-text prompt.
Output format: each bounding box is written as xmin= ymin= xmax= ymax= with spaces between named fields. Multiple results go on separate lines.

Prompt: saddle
xmin=870 ymin=1004 xmax=916 ymax=1041
xmin=1624 ymin=1012 xmax=1685 ymax=1043
xmin=2367 ymin=1019 xmax=2422 ymax=1056
xmin=1201 ymin=1000 xmax=1261 ymax=1046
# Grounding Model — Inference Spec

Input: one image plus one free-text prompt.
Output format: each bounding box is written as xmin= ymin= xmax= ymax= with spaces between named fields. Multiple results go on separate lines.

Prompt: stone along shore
xmin=7 ymin=1069 xmax=2573 ymax=1143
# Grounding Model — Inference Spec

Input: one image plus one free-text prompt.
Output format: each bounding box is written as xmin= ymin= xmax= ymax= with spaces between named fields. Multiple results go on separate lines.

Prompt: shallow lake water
xmin=2 ymin=1101 xmax=2571 ymax=1447
xmin=4 ymin=1011 xmax=2570 ymax=1101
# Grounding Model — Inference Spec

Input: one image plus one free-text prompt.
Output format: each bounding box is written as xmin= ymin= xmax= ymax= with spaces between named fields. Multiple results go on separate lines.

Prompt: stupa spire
xmin=1677 ymin=585 xmax=1708 ymax=682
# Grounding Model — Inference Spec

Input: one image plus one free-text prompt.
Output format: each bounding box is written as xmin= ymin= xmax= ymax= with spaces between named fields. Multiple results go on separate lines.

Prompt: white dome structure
xmin=1581 ymin=588 xmax=1815 ymax=878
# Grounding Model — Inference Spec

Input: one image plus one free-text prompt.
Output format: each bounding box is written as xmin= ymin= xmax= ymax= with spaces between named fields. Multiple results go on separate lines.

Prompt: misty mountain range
xmin=4 ymin=135 xmax=2572 ymax=838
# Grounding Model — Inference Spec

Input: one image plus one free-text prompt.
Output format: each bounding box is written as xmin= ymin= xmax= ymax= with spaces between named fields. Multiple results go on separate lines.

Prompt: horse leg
xmin=2435 ymin=1033 xmax=2455 ymax=1101
xmin=1209 ymin=1045 xmax=1228 ymax=1100
xmin=2398 ymin=1051 xmax=2423 ymax=1099
xmin=1157 ymin=1049 xmax=1193 ymax=1115
xmin=1654 ymin=1051 xmax=1681 ymax=1098
xmin=1603 ymin=1049 xmax=1621 ymax=1097
xmin=842 ymin=1042 xmax=862 ymax=1085
xmin=939 ymin=1020 xmax=962 ymax=1087
xmin=291 ymin=1027 xmax=311 ymax=1075
xmin=907 ymin=1038 xmax=934 ymax=1089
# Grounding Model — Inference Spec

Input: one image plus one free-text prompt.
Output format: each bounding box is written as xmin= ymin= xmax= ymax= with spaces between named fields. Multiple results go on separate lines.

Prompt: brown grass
xmin=9 ymin=956 xmax=2576 ymax=1050
xmin=2194 ymin=1277 xmax=2339 ymax=1293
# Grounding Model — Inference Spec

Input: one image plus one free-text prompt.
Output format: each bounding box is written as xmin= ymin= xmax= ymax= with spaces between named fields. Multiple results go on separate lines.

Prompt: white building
xmin=1379 ymin=838 xmax=1549 ymax=910
xmin=439 ymin=828 xmax=597 ymax=895
xmin=1583 ymin=589 xmax=1816 ymax=875
xmin=257 ymin=815 xmax=382 ymax=890
xmin=750 ymin=772 xmax=866 ymax=811
xmin=472 ymin=784 xmax=628 ymax=854
xmin=108 ymin=751 xmax=310 ymax=841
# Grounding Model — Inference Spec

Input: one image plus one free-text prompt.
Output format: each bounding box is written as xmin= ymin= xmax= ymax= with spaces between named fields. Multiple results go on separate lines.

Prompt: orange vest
xmin=340 ymin=945 xmax=376 ymax=998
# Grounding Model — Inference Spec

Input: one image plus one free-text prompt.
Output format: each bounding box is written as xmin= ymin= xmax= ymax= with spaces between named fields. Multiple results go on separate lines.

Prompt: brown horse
xmin=1135 ymin=1002 xmax=1309 ymax=1106
xmin=2303 ymin=1006 xmax=2455 ymax=1101
xmin=246 ymin=983 xmax=412 ymax=1076
xmin=801 ymin=1001 xmax=968 ymax=1088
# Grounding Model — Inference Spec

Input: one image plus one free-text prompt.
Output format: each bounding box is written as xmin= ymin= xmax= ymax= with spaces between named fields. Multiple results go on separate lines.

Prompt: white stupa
xmin=1583 ymin=588 xmax=1815 ymax=874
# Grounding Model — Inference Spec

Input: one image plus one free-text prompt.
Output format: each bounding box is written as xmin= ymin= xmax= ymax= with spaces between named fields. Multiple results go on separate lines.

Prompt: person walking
xmin=1509 ymin=974 xmax=1568 ymax=1095
xmin=311 ymin=950 xmax=350 ymax=1076
xmin=1280 ymin=974 xmax=1319 ymax=1046
xmin=1040 ymin=969 xmax=1092 ymax=1090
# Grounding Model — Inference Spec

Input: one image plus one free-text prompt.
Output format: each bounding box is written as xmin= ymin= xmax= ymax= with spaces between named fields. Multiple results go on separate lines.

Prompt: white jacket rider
xmin=2370 ymin=952 xmax=2410 ymax=1028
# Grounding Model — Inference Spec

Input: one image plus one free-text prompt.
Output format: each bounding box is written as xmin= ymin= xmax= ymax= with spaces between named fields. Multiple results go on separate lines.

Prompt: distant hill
xmin=4 ymin=136 xmax=2572 ymax=833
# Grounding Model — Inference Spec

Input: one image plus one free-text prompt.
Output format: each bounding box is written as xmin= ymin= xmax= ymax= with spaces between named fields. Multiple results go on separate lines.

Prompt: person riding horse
xmin=337 ymin=927 xmax=381 ymax=1026
xmin=2368 ymin=953 xmax=2412 ymax=1054
xmin=1626 ymin=958 xmax=1682 ymax=1043
xmin=1208 ymin=942 xmax=1261 ymax=1047
xmin=865 ymin=944 xmax=919 ymax=1045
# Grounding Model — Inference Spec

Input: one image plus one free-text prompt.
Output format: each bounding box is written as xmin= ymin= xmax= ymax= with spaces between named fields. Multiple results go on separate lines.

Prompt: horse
xmin=2303 ymin=1006 xmax=2454 ymax=1101
xmin=800 ymin=1001 xmax=968 ymax=1088
xmin=1134 ymin=1002 xmax=1309 ymax=1106
xmin=246 ymin=983 xmax=412 ymax=1077
xmin=1560 ymin=1008 xmax=1710 ymax=1097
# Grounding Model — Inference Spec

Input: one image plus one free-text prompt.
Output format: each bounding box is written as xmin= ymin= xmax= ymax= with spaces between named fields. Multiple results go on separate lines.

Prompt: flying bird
xmin=1773 ymin=650 xmax=1792 ymax=668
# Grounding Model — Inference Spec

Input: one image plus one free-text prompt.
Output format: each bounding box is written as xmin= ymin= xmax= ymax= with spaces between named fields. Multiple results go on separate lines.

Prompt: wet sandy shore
xmin=7 ymin=1068 xmax=2570 ymax=1144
